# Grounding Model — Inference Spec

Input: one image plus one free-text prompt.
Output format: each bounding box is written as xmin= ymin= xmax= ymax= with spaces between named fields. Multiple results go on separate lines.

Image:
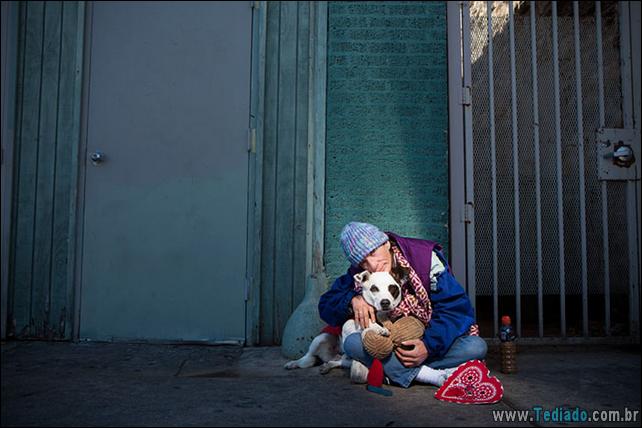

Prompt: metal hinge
xmin=462 ymin=86 xmax=472 ymax=106
xmin=248 ymin=128 xmax=256 ymax=153
xmin=251 ymin=1 xmax=260 ymax=10
xmin=463 ymin=201 xmax=474 ymax=224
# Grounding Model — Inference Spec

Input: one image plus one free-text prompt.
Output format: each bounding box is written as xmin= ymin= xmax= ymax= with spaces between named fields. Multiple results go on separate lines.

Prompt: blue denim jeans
xmin=343 ymin=333 xmax=488 ymax=388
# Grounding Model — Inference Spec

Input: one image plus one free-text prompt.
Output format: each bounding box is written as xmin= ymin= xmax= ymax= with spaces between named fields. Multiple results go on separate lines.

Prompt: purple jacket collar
xmin=347 ymin=232 xmax=442 ymax=287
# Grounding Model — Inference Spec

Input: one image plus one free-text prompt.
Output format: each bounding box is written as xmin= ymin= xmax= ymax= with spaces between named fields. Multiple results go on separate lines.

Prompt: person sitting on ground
xmin=319 ymin=221 xmax=487 ymax=387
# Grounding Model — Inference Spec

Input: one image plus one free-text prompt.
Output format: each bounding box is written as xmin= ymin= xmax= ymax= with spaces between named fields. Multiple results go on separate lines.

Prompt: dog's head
xmin=353 ymin=271 xmax=403 ymax=312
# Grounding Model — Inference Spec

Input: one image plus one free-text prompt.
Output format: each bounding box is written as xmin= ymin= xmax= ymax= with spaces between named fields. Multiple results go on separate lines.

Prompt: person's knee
xmin=467 ymin=336 xmax=488 ymax=360
xmin=343 ymin=333 xmax=364 ymax=359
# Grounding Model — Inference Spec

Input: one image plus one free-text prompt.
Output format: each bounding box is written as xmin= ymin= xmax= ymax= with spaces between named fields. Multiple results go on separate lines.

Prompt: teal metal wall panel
xmin=274 ymin=0 xmax=298 ymax=344
xmin=32 ymin=0 xmax=61 ymax=339
xmin=260 ymin=1 xmax=311 ymax=344
xmin=11 ymin=0 xmax=43 ymax=339
xmin=260 ymin=1 xmax=279 ymax=344
xmin=9 ymin=1 xmax=84 ymax=339
xmin=325 ymin=1 xmax=449 ymax=281
xmin=292 ymin=0 xmax=310 ymax=318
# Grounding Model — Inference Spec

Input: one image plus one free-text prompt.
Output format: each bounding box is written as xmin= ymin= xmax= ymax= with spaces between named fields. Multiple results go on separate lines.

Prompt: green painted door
xmin=80 ymin=2 xmax=251 ymax=342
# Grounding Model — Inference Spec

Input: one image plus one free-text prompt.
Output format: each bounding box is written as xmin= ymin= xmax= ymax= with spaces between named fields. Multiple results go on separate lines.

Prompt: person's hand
xmin=351 ymin=295 xmax=376 ymax=329
xmin=395 ymin=339 xmax=429 ymax=367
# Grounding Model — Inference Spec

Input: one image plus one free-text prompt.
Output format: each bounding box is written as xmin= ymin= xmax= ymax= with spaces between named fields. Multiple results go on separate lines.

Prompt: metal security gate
xmin=463 ymin=1 xmax=640 ymax=340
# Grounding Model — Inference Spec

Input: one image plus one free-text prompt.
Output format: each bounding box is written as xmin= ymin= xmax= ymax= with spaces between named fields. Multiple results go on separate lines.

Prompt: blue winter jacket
xmin=318 ymin=232 xmax=476 ymax=359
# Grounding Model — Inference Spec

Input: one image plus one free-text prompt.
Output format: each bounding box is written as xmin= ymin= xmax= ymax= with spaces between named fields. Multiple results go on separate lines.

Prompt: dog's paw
xmin=369 ymin=324 xmax=390 ymax=337
xmin=319 ymin=363 xmax=332 ymax=375
xmin=284 ymin=361 xmax=299 ymax=370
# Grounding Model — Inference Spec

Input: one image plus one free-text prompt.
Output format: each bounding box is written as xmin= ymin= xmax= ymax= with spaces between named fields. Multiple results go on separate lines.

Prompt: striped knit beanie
xmin=340 ymin=222 xmax=389 ymax=266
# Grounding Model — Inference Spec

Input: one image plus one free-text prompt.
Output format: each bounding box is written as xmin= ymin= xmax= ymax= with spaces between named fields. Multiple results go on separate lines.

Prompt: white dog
xmin=284 ymin=268 xmax=406 ymax=374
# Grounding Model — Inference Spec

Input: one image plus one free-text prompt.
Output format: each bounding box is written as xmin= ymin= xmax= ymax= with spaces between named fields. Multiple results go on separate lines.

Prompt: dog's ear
xmin=390 ymin=265 xmax=410 ymax=285
xmin=353 ymin=270 xmax=371 ymax=286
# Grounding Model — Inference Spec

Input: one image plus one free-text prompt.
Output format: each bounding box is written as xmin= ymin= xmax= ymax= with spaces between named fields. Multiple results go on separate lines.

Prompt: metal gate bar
xmin=508 ymin=1 xmax=522 ymax=338
xmin=618 ymin=1 xmax=640 ymax=338
xmin=572 ymin=1 xmax=589 ymax=338
xmin=595 ymin=1 xmax=611 ymax=336
xmin=486 ymin=2 xmax=499 ymax=338
xmin=530 ymin=1 xmax=544 ymax=337
xmin=551 ymin=1 xmax=566 ymax=337
xmin=632 ymin=1 xmax=642 ymax=340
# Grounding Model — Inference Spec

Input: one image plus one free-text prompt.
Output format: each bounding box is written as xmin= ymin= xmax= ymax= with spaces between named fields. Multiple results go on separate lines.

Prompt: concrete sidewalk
xmin=1 ymin=341 xmax=640 ymax=427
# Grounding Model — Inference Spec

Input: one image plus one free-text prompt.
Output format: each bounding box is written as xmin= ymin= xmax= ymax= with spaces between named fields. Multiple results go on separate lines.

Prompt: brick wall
xmin=325 ymin=1 xmax=449 ymax=280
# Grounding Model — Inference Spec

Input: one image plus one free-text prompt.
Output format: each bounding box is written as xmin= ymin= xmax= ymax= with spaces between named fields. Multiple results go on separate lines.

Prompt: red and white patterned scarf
xmin=388 ymin=244 xmax=432 ymax=327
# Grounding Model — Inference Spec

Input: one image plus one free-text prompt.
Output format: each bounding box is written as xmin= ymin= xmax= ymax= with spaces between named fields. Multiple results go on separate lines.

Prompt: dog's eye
xmin=370 ymin=286 xmax=379 ymax=293
xmin=389 ymin=284 xmax=400 ymax=299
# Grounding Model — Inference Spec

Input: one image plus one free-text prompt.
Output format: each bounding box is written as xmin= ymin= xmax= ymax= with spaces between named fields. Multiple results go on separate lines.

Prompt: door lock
xmin=90 ymin=151 xmax=105 ymax=165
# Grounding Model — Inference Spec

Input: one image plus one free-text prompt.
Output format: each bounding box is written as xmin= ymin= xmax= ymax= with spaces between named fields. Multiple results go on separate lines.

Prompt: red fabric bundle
xmin=366 ymin=359 xmax=392 ymax=396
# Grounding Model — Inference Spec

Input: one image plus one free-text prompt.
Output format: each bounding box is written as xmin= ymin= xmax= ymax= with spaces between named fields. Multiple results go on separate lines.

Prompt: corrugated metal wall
xmin=8 ymin=1 xmax=84 ymax=339
xmin=324 ymin=1 xmax=450 ymax=281
xmin=259 ymin=1 xmax=312 ymax=344
xmin=6 ymin=0 xmax=312 ymax=345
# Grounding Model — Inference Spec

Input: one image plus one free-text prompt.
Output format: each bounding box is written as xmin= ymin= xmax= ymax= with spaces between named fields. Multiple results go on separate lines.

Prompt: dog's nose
xmin=380 ymin=299 xmax=390 ymax=310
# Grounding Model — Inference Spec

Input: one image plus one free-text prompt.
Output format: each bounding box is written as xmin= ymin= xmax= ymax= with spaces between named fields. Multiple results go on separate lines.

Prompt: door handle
xmin=90 ymin=151 xmax=105 ymax=165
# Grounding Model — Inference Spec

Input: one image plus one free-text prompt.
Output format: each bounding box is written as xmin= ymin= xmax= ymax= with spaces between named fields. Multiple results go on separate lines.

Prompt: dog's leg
xmin=316 ymin=335 xmax=340 ymax=363
xmin=284 ymin=333 xmax=333 ymax=370
xmin=318 ymin=358 xmax=342 ymax=374
xmin=284 ymin=354 xmax=317 ymax=370
xmin=339 ymin=354 xmax=352 ymax=369
xmin=319 ymin=355 xmax=352 ymax=374
xmin=341 ymin=319 xmax=361 ymax=337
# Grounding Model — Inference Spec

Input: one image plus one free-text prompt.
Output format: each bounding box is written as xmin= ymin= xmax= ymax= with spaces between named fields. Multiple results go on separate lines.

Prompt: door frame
xmin=1 ymin=1 xmax=20 ymax=340
xmin=447 ymin=1 xmax=474 ymax=305
xmin=245 ymin=0 xmax=265 ymax=346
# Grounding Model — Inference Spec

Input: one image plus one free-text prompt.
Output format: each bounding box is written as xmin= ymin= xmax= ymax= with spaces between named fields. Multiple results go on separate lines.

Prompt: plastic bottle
xmin=499 ymin=315 xmax=517 ymax=374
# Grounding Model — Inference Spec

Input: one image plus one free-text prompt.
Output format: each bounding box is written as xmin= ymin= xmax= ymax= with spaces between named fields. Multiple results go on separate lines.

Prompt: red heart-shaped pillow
xmin=434 ymin=360 xmax=503 ymax=404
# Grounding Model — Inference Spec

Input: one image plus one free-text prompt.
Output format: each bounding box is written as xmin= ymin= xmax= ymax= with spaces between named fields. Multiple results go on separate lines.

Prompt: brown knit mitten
xmin=362 ymin=330 xmax=394 ymax=360
xmin=390 ymin=316 xmax=425 ymax=347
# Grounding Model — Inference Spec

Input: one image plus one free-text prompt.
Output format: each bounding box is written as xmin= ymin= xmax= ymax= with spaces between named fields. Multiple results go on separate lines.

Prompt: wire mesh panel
xmin=469 ymin=1 xmax=633 ymax=338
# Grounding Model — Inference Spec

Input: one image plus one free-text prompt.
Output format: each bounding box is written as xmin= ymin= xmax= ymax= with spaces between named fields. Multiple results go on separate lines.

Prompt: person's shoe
xmin=443 ymin=366 xmax=457 ymax=379
xmin=350 ymin=360 xmax=369 ymax=384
